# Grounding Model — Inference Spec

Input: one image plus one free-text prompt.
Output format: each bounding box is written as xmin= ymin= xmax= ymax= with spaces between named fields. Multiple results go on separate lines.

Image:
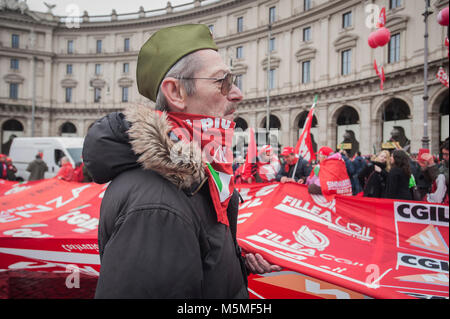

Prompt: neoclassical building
xmin=0 ymin=0 xmax=448 ymax=155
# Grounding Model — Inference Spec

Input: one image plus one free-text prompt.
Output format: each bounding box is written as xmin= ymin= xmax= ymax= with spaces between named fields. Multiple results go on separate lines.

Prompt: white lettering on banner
xmin=3 ymin=185 xmax=31 ymax=195
xmin=397 ymin=253 xmax=449 ymax=273
xmin=247 ymin=229 xmax=314 ymax=257
xmin=61 ymin=243 xmax=99 ymax=252
xmin=58 ymin=205 xmax=98 ymax=233
xmin=3 ymin=227 xmax=52 ymax=238
xmin=45 ymin=184 xmax=92 ymax=209
xmin=276 ymin=195 xmax=373 ymax=241
xmin=237 ymin=184 xmax=279 ymax=203
xmin=13 ymin=204 xmax=52 ymax=218
xmin=237 ymin=212 xmax=253 ymax=224
xmin=239 ymin=238 xmax=373 ymax=288
xmin=394 ymin=202 xmax=449 ymax=226
xmin=0 ymin=204 xmax=37 ymax=223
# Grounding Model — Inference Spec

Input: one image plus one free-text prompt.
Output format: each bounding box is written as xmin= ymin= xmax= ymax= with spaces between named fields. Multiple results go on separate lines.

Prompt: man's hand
xmin=280 ymin=176 xmax=295 ymax=183
xmin=245 ymin=253 xmax=282 ymax=274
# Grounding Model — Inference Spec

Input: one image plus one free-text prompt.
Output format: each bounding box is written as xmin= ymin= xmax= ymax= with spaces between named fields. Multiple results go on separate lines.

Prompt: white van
xmin=9 ymin=137 xmax=84 ymax=181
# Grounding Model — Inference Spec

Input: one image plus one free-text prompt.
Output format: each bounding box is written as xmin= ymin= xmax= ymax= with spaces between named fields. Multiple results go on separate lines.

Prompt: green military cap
xmin=137 ymin=24 xmax=218 ymax=102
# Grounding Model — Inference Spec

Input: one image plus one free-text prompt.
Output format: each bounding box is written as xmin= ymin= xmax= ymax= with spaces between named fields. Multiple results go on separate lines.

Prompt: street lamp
xmin=266 ymin=23 xmax=272 ymax=141
xmin=422 ymin=0 xmax=433 ymax=149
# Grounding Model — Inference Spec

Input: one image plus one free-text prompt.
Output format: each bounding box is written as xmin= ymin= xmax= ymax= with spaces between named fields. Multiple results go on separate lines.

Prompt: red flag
xmin=242 ymin=128 xmax=257 ymax=181
xmin=294 ymin=95 xmax=317 ymax=163
xmin=374 ymin=59 xmax=385 ymax=90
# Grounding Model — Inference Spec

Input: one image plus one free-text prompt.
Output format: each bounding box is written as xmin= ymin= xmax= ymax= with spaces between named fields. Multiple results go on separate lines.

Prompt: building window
xmin=390 ymin=0 xmax=401 ymax=9
xmin=123 ymin=62 xmax=129 ymax=73
xmin=269 ymin=6 xmax=276 ymax=24
xmin=388 ymin=33 xmax=400 ymax=63
xmin=67 ymin=40 xmax=74 ymax=54
xmin=302 ymin=60 xmax=311 ymax=84
xmin=9 ymin=83 xmax=18 ymax=99
xmin=208 ymin=24 xmax=214 ymax=34
xmin=235 ymin=74 xmax=243 ymax=91
xmin=303 ymin=27 xmax=311 ymax=42
xmin=94 ymin=88 xmax=101 ymax=103
xmin=236 ymin=46 xmax=243 ymax=59
xmin=11 ymin=34 xmax=19 ymax=48
xmin=341 ymin=49 xmax=352 ymax=75
xmin=96 ymin=39 xmax=102 ymax=53
xmin=124 ymin=38 xmax=130 ymax=52
xmin=269 ymin=69 xmax=275 ymax=90
xmin=10 ymin=58 xmax=19 ymax=70
xmin=304 ymin=0 xmax=311 ymax=11
xmin=95 ymin=64 xmax=101 ymax=75
xmin=269 ymin=37 xmax=275 ymax=52
xmin=342 ymin=11 xmax=352 ymax=28
xmin=65 ymin=87 xmax=72 ymax=103
xmin=66 ymin=64 xmax=73 ymax=75
xmin=237 ymin=17 xmax=243 ymax=33
xmin=122 ymin=87 xmax=129 ymax=102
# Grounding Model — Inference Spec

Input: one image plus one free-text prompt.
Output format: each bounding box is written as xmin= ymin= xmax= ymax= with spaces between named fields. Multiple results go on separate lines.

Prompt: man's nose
xmin=227 ymin=84 xmax=243 ymax=102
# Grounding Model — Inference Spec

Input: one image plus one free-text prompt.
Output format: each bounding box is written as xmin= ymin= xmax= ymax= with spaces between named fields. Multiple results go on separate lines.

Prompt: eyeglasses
xmin=176 ymin=73 xmax=237 ymax=96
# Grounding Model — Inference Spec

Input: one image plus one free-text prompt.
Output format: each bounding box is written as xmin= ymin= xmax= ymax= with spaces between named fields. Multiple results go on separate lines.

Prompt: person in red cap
xmin=276 ymin=146 xmax=312 ymax=183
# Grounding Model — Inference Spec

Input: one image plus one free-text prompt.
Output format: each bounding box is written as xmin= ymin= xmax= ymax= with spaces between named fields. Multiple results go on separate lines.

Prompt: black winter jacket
xmin=83 ymin=107 xmax=248 ymax=299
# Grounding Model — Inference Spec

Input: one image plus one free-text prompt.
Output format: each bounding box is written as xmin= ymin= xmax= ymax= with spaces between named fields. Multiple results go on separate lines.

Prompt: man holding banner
xmin=276 ymin=146 xmax=312 ymax=184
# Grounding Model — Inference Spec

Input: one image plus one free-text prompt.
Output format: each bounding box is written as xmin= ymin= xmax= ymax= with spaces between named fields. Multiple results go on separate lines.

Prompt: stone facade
xmin=0 ymin=0 xmax=448 ymax=155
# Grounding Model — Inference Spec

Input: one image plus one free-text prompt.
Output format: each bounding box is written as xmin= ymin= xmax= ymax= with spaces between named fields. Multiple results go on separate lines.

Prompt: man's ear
xmin=159 ymin=78 xmax=187 ymax=112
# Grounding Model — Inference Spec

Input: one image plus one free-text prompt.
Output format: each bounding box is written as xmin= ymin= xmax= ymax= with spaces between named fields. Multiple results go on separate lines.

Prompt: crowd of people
xmin=233 ymin=138 xmax=449 ymax=204
xmin=0 ymin=152 xmax=92 ymax=183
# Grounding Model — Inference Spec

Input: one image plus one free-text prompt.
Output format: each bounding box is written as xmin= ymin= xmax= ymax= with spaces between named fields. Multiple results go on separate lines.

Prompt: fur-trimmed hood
xmin=83 ymin=105 xmax=206 ymax=188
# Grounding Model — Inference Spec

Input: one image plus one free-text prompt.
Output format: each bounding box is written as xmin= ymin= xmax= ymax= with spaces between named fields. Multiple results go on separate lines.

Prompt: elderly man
xmin=276 ymin=146 xmax=311 ymax=184
xmin=83 ymin=24 xmax=280 ymax=299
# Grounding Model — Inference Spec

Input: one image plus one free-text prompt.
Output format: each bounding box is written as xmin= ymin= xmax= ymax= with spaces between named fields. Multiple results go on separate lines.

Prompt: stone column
xmin=411 ymin=88 xmax=425 ymax=154
xmin=359 ymin=97 xmax=372 ymax=155
xmin=317 ymin=103 xmax=328 ymax=148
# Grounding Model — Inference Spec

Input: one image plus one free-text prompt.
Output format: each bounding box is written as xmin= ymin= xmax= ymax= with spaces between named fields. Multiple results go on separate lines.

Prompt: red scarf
xmin=166 ymin=112 xmax=236 ymax=226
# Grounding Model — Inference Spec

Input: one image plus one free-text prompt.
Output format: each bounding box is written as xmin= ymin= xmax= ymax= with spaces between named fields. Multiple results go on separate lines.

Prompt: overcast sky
xmin=27 ymin=0 xmax=193 ymax=16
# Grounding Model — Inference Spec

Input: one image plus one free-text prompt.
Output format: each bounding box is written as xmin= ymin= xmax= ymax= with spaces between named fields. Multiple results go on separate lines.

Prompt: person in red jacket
xmin=56 ymin=157 xmax=74 ymax=181
xmin=72 ymin=162 xmax=85 ymax=183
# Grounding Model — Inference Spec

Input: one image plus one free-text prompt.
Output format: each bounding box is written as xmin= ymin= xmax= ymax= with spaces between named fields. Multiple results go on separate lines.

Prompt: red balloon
xmin=373 ymin=27 xmax=391 ymax=47
xmin=368 ymin=32 xmax=378 ymax=48
xmin=437 ymin=7 xmax=449 ymax=26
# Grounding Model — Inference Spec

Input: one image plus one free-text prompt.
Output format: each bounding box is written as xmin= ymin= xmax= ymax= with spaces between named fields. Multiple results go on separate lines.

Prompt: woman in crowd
xmin=385 ymin=149 xmax=413 ymax=200
xmin=358 ymin=150 xmax=391 ymax=198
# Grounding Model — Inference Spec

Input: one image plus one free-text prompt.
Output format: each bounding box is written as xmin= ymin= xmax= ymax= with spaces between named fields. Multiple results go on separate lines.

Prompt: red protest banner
xmin=236 ymin=182 xmax=448 ymax=299
xmin=0 ymin=179 xmax=448 ymax=299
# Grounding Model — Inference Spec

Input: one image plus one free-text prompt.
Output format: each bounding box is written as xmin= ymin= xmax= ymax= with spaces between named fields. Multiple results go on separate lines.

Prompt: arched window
xmin=440 ymin=92 xmax=449 ymax=144
xmin=60 ymin=122 xmax=77 ymax=137
xmin=336 ymin=106 xmax=360 ymax=157
xmin=382 ymin=98 xmax=411 ymax=148
xmin=1 ymin=119 xmax=24 ymax=154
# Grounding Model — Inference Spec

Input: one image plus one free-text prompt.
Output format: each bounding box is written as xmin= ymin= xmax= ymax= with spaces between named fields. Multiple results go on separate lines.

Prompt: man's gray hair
xmin=155 ymin=51 xmax=203 ymax=112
